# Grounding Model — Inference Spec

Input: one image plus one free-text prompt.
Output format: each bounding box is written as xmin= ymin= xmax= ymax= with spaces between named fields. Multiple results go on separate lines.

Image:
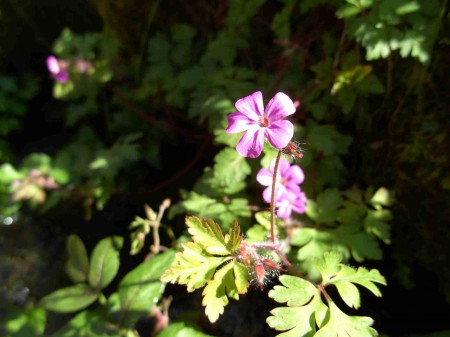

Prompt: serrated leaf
xmin=40 ymin=284 xmax=98 ymax=313
xmin=267 ymin=275 xmax=327 ymax=336
xmin=160 ymin=242 xmax=228 ymax=291
xmin=161 ymin=217 xmax=248 ymax=322
xmin=117 ymin=250 xmax=175 ymax=326
xmin=186 ymin=216 xmax=230 ymax=255
xmin=88 ymin=236 xmax=123 ymax=290
xmin=314 ymin=302 xmax=377 ymax=337
xmin=225 ymin=219 xmax=243 ymax=251
xmin=202 ymin=260 xmax=248 ymax=323
xmin=65 ymin=234 xmax=90 ymax=283
xmin=208 ymin=147 xmax=251 ymax=194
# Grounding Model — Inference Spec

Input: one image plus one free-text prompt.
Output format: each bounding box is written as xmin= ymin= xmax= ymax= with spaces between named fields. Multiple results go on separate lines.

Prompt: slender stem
xmin=270 ymin=151 xmax=283 ymax=243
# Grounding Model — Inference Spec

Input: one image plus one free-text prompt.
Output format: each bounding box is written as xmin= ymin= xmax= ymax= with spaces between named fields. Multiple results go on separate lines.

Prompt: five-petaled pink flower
xmin=46 ymin=55 xmax=69 ymax=83
xmin=257 ymin=158 xmax=307 ymax=219
xmin=226 ymin=91 xmax=295 ymax=158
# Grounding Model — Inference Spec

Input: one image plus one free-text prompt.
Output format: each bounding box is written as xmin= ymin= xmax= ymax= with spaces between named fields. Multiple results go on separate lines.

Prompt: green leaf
xmin=5 ymin=303 xmax=46 ymax=337
xmin=116 ymin=250 xmax=175 ymax=326
xmin=267 ymin=275 xmax=327 ymax=336
xmin=185 ymin=216 xmax=230 ymax=255
xmin=160 ymin=216 xmax=248 ymax=322
xmin=51 ymin=310 xmax=121 ymax=337
xmin=65 ymin=234 xmax=90 ymax=283
xmin=157 ymin=322 xmax=214 ymax=337
xmin=364 ymin=210 xmax=392 ymax=244
xmin=160 ymin=241 xmax=229 ymax=292
xmin=314 ymin=302 xmax=377 ymax=337
xmin=315 ymin=252 xmax=386 ymax=309
xmin=88 ymin=236 xmax=123 ymax=290
xmin=202 ymin=261 xmax=248 ymax=323
xmin=40 ymin=284 xmax=98 ymax=313
xmin=306 ymin=189 xmax=343 ymax=224
xmin=208 ymin=147 xmax=251 ymax=194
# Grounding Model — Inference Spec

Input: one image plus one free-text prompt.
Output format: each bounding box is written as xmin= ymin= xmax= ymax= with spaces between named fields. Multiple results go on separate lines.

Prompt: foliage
xmin=1 ymin=0 xmax=449 ymax=336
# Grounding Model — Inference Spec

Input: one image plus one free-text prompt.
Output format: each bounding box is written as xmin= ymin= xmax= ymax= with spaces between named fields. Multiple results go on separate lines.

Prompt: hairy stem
xmin=270 ymin=151 xmax=283 ymax=242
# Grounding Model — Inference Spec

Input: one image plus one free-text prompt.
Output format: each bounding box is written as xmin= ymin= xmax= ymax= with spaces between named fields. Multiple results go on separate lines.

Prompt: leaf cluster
xmin=267 ymin=252 xmax=386 ymax=337
xmin=161 ymin=216 xmax=249 ymax=322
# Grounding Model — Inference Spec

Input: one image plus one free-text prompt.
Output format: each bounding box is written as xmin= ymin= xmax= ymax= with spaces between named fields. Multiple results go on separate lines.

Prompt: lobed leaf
xmin=314 ymin=302 xmax=377 ymax=337
xmin=267 ymin=275 xmax=328 ymax=337
xmin=160 ymin=242 xmax=228 ymax=292
xmin=316 ymin=252 xmax=386 ymax=309
xmin=185 ymin=216 xmax=230 ymax=255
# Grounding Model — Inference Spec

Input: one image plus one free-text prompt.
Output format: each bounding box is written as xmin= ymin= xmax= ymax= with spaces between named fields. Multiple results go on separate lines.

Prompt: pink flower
xmin=46 ymin=55 xmax=69 ymax=83
xmin=226 ymin=91 xmax=295 ymax=158
xmin=257 ymin=158 xmax=307 ymax=219
xmin=276 ymin=190 xmax=307 ymax=219
xmin=256 ymin=159 xmax=304 ymax=203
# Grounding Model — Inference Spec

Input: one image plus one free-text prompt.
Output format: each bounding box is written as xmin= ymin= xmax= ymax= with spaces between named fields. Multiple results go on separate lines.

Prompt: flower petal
xmin=235 ymin=91 xmax=264 ymax=120
xmin=226 ymin=111 xmax=257 ymax=134
xmin=265 ymin=120 xmax=294 ymax=149
xmin=256 ymin=168 xmax=273 ymax=186
xmin=236 ymin=127 xmax=265 ymax=158
xmin=276 ymin=199 xmax=292 ymax=219
xmin=277 ymin=159 xmax=291 ymax=177
xmin=285 ymin=165 xmax=305 ymax=185
xmin=265 ymin=92 xmax=296 ymax=121
xmin=54 ymin=70 xmax=69 ymax=83
xmin=46 ymin=55 xmax=60 ymax=74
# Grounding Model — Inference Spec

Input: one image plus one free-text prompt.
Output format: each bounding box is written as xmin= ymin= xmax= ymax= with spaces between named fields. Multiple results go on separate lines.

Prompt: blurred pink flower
xmin=226 ymin=91 xmax=295 ymax=158
xmin=46 ymin=55 xmax=69 ymax=83
xmin=256 ymin=158 xmax=304 ymax=203
xmin=257 ymin=158 xmax=307 ymax=219
xmin=276 ymin=189 xmax=307 ymax=219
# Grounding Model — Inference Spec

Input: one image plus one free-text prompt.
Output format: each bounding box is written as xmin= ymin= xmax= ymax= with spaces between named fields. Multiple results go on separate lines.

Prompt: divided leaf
xmin=185 ymin=216 xmax=230 ymax=255
xmin=267 ymin=254 xmax=386 ymax=337
xmin=267 ymin=275 xmax=328 ymax=337
xmin=314 ymin=302 xmax=377 ymax=337
xmin=160 ymin=216 xmax=248 ymax=322
xmin=316 ymin=252 xmax=386 ymax=309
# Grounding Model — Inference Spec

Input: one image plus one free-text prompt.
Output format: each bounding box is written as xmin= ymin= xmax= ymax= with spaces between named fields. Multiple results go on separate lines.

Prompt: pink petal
xmin=265 ymin=120 xmax=294 ymax=149
xmin=235 ymin=91 xmax=264 ymax=120
xmin=46 ymin=55 xmax=60 ymax=74
xmin=256 ymin=168 xmax=273 ymax=186
xmin=236 ymin=127 xmax=265 ymax=158
xmin=277 ymin=159 xmax=291 ymax=177
xmin=265 ymin=92 xmax=296 ymax=121
xmin=226 ymin=112 xmax=257 ymax=134
xmin=276 ymin=200 xmax=292 ymax=219
xmin=55 ymin=70 xmax=69 ymax=83
xmin=291 ymin=192 xmax=307 ymax=214
xmin=285 ymin=165 xmax=305 ymax=185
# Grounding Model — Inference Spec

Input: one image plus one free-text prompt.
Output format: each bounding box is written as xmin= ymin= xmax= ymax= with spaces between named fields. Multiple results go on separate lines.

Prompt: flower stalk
xmin=269 ymin=150 xmax=282 ymax=243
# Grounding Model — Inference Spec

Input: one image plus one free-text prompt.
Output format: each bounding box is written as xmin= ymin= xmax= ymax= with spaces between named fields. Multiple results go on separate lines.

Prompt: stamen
xmin=259 ymin=116 xmax=269 ymax=127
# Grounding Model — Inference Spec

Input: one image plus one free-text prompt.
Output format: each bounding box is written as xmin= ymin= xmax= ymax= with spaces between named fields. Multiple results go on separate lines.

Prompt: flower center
xmin=259 ymin=116 xmax=269 ymax=127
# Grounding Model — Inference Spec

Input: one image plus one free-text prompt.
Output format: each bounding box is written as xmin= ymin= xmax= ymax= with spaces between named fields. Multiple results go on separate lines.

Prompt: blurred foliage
xmin=0 ymin=0 xmax=449 ymax=336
